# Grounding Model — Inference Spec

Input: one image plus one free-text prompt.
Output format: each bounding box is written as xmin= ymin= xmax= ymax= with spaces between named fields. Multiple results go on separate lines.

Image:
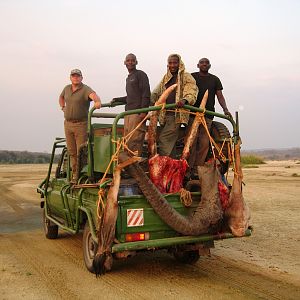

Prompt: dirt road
xmin=0 ymin=162 xmax=300 ymax=299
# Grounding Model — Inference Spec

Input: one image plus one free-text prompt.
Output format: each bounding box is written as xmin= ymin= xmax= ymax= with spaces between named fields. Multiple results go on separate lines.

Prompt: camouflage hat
xmin=70 ymin=69 xmax=82 ymax=76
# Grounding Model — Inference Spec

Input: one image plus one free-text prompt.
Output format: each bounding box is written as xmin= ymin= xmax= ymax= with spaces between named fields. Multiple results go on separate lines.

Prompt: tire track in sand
xmin=0 ymin=185 xmax=24 ymax=214
xmin=195 ymin=255 xmax=300 ymax=300
xmin=6 ymin=234 xmax=79 ymax=300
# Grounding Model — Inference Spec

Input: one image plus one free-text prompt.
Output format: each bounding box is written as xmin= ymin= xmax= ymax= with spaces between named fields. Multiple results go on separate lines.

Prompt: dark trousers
xmin=187 ymin=117 xmax=213 ymax=175
xmin=157 ymin=114 xmax=181 ymax=157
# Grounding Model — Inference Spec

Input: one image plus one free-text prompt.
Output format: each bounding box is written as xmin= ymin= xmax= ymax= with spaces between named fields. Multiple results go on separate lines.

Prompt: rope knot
xmin=180 ymin=188 xmax=193 ymax=207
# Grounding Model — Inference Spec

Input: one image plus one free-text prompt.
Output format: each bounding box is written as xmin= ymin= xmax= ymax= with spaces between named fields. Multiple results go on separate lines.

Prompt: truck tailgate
xmin=116 ymin=193 xmax=201 ymax=242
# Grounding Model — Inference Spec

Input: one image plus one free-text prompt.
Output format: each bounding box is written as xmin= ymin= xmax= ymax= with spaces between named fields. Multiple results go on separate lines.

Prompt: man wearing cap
xmin=59 ymin=69 xmax=101 ymax=182
xmin=111 ymin=53 xmax=151 ymax=156
xmin=187 ymin=58 xmax=231 ymax=177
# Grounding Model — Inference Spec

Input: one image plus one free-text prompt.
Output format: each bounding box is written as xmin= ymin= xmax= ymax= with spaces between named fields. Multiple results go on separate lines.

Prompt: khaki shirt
xmin=151 ymin=55 xmax=198 ymax=125
xmin=60 ymin=83 xmax=94 ymax=121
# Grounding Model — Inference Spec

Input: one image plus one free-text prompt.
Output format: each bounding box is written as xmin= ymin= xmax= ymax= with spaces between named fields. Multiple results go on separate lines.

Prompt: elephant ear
xmin=93 ymin=156 xmax=140 ymax=276
xmin=224 ymin=138 xmax=251 ymax=237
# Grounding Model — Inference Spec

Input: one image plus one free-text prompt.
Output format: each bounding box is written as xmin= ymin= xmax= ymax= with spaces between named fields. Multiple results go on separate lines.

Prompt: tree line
xmin=242 ymin=147 xmax=300 ymax=160
xmin=0 ymin=150 xmax=59 ymax=164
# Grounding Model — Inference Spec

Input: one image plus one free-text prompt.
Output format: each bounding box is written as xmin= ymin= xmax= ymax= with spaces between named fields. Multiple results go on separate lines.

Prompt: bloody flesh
xmin=148 ymin=154 xmax=188 ymax=193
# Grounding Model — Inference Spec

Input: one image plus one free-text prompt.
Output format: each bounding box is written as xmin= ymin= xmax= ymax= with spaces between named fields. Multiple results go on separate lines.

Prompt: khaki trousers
xmin=187 ymin=117 xmax=213 ymax=175
xmin=157 ymin=114 xmax=181 ymax=157
xmin=124 ymin=114 xmax=146 ymax=156
xmin=64 ymin=120 xmax=88 ymax=180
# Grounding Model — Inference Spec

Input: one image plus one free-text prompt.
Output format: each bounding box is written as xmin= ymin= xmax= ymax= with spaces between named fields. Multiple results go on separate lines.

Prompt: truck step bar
xmin=111 ymin=228 xmax=252 ymax=253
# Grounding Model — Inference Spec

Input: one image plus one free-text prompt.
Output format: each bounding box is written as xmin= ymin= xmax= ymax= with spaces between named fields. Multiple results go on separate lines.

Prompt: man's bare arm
xmin=59 ymin=95 xmax=65 ymax=110
xmin=216 ymin=90 xmax=232 ymax=117
xmin=89 ymin=92 xmax=101 ymax=109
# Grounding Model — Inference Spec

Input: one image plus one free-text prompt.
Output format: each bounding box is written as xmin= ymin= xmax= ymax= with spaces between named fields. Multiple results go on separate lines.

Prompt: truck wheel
xmin=43 ymin=208 xmax=58 ymax=239
xmin=83 ymin=222 xmax=97 ymax=273
xmin=173 ymin=250 xmax=200 ymax=264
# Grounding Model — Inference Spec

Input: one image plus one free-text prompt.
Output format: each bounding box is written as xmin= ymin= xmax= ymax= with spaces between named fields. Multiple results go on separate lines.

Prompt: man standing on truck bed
xmin=151 ymin=54 xmax=198 ymax=157
xmin=59 ymin=69 xmax=101 ymax=183
xmin=187 ymin=58 xmax=231 ymax=178
xmin=112 ymin=53 xmax=151 ymax=156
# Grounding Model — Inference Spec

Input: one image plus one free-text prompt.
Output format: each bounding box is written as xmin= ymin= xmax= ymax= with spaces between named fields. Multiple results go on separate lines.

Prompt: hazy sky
xmin=0 ymin=0 xmax=299 ymax=151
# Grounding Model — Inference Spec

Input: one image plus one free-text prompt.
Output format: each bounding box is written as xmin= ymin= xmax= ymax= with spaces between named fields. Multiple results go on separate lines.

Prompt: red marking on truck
xmin=127 ymin=209 xmax=144 ymax=227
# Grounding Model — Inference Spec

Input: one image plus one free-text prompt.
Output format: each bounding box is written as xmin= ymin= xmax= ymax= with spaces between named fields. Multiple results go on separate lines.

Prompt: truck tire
xmin=211 ymin=121 xmax=231 ymax=141
xmin=210 ymin=121 xmax=231 ymax=174
xmin=173 ymin=250 xmax=200 ymax=264
xmin=43 ymin=208 xmax=58 ymax=239
xmin=83 ymin=222 xmax=97 ymax=273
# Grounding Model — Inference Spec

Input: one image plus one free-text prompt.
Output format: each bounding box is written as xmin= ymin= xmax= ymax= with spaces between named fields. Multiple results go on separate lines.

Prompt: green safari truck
xmin=37 ymin=103 xmax=251 ymax=274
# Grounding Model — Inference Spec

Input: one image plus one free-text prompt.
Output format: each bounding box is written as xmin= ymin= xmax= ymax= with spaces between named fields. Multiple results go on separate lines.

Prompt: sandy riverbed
xmin=0 ymin=162 xmax=299 ymax=299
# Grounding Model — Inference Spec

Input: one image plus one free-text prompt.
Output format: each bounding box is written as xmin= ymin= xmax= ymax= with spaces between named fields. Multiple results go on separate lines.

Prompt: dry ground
xmin=0 ymin=161 xmax=300 ymax=299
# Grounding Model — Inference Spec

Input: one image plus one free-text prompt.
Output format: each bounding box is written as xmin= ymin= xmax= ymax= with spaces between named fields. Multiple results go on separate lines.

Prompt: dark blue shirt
xmin=125 ymin=69 xmax=151 ymax=111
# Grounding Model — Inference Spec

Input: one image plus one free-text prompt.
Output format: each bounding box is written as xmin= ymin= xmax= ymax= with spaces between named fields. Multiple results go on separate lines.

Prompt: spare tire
xmin=210 ymin=121 xmax=231 ymax=174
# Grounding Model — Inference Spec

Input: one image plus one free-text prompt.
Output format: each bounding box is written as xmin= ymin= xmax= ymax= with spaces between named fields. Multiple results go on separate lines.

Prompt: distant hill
xmin=1 ymin=147 xmax=299 ymax=164
xmin=242 ymin=148 xmax=300 ymax=160
xmin=0 ymin=150 xmax=59 ymax=164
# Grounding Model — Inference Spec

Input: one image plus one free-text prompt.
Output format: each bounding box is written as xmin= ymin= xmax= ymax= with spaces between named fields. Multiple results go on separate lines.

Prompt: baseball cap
xmin=70 ymin=69 xmax=82 ymax=76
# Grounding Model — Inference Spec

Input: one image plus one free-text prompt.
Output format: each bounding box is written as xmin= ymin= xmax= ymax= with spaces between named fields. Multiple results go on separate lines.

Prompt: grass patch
xmin=241 ymin=155 xmax=266 ymax=166
xmin=243 ymin=165 xmax=259 ymax=168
